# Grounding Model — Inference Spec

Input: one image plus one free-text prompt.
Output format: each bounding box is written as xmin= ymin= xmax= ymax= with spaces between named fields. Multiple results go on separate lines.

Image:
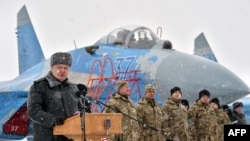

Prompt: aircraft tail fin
xmin=194 ymin=32 xmax=218 ymax=62
xmin=16 ymin=5 xmax=45 ymax=74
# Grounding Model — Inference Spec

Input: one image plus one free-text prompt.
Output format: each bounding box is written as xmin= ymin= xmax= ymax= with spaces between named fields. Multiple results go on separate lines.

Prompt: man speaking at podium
xmin=27 ymin=52 xmax=79 ymax=141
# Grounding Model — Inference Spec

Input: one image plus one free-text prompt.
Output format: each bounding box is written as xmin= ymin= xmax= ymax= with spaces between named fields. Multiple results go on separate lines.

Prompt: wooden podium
xmin=53 ymin=113 xmax=122 ymax=141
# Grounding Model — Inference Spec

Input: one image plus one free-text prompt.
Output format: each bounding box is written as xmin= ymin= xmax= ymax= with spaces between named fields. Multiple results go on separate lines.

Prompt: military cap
xmin=50 ymin=52 xmax=72 ymax=66
xmin=144 ymin=84 xmax=155 ymax=93
xmin=116 ymin=80 xmax=128 ymax=91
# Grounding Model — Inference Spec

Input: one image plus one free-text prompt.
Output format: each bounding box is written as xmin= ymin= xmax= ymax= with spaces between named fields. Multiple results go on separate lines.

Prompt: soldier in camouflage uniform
xmin=161 ymin=87 xmax=191 ymax=141
xmin=209 ymin=97 xmax=231 ymax=141
xmin=103 ymin=80 xmax=139 ymax=141
xmin=136 ymin=84 xmax=164 ymax=141
xmin=188 ymin=89 xmax=218 ymax=141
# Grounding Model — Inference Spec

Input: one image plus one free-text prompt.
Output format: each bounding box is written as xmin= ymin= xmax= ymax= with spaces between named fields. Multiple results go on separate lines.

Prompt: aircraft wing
xmin=0 ymin=62 xmax=48 ymax=139
xmin=0 ymin=91 xmax=28 ymax=140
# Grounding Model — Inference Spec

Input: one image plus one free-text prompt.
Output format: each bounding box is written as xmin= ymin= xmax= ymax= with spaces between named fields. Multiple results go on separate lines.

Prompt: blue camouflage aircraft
xmin=0 ymin=5 xmax=249 ymax=140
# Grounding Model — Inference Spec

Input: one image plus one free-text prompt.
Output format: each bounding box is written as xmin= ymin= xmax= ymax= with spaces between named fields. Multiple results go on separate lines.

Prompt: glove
xmin=53 ymin=117 xmax=64 ymax=126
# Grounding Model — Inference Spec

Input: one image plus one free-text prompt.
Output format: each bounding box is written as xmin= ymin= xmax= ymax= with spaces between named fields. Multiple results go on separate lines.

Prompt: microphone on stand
xmin=75 ymin=84 xmax=89 ymax=141
xmin=76 ymin=84 xmax=91 ymax=113
xmin=82 ymin=94 xmax=97 ymax=103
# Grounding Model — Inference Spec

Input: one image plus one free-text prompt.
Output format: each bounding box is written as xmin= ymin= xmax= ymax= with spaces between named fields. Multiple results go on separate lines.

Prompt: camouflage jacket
xmin=161 ymin=97 xmax=191 ymax=141
xmin=136 ymin=97 xmax=164 ymax=141
xmin=103 ymin=93 xmax=139 ymax=141
xmin=214 ymin=109 xmax=231 ymax=141
xmin=188 ymin=100 xmax=218 ymax=141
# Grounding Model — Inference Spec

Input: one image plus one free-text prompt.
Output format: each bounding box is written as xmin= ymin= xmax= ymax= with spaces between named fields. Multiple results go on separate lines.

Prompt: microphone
xmin=84 ymin=94 xmax=97 ymax=103
xmin=76 ymin=83 xmax=96 ymax=103
xmin=76 ymin=91 xmax=86 ymax=99
xmin=76 ymin=84 xmax=91 ymax=113
xmin=76 ymin=84 xmax=89 ymax=99
xmin=77 ymin=84 xmax=88 ymax=95
xmin=76 ymin=93 xmax=93 ymax=104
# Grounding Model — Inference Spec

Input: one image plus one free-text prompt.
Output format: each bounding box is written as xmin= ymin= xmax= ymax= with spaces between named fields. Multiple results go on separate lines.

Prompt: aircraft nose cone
xmin=157 ymin=51 xmax=250 ymax=105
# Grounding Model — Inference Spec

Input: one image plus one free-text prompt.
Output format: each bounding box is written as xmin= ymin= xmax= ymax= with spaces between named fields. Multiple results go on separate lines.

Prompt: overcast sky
xmin=0 ymin=0 xmax=250 ymax=87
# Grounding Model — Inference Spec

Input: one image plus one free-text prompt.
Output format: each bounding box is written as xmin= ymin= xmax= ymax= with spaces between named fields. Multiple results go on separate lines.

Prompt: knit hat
xmin=199 ymin=89 xmax=210 ymax=99
xmin=144 ymin=84 xmax=155 ymax=93
xmin=221 ymin=104 xmax=230 ymax=111
xmin=233 ymin=102 xmax=243 ymax=110
xmin=209 ymin=97 xmax=220 ymax=107
xmin=170 ymin=87 xmax=182 ymax=96
xmin=116 ymin=80 xmax=128 ymax=91
xmin=181 ymin=99 xmax=189 ymax=107
xmin=50 ymin=52 xmax=72 ymax=67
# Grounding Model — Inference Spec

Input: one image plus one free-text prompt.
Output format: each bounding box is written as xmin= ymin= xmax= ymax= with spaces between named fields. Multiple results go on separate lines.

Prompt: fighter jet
xmin=0 ymin=5 xmax=249 ymax=140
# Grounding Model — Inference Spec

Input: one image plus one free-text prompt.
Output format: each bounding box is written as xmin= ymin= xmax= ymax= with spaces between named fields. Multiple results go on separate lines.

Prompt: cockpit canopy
xmin=96 ymin=25 xmax=160 ymax=49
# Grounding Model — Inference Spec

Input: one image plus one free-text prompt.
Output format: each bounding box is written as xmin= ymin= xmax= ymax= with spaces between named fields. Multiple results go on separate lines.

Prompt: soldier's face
xmin=182 ymin=105 xmax=189 ymax=111
xmin=119 ymin=84 xmax=131 ymax=96
xmin=234 ymin=106 xmax=243 ymax=113
xmin=200 ymin=95 xmax=210 ymax=104
xmin=172 ymin=91 xmax=182 ymax=99
xmin=210 ymin=102 xmax=219 ymax=110
xmin=51 ymin=64 xmax=70 ymax=82
xmin=145 ymin=91 xmax=155 ymax=99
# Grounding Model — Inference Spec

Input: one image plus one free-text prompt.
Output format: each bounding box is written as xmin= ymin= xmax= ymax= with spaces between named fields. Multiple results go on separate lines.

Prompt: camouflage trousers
xmin=194 ymin=135 xmax=215 ymax=141
xmin=171 ymin=134 xmax=191 ymax=141
xmin=138 ymin=134 xmax=165 ymax=141
xmin=108 ymin=133 xmax=139 ymax=141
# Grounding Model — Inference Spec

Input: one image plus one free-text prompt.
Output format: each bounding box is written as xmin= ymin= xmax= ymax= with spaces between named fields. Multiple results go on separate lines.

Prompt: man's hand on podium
xmin=53 ymin=117 xmax=64 ymax=126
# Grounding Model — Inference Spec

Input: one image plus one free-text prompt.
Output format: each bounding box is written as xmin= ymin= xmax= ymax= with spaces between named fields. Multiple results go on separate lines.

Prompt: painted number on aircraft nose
xmin=115 ymin=56 xmax=136 ymax=79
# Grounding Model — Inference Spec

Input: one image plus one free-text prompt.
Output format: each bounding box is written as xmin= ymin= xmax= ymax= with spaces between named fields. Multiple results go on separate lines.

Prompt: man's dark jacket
xmin=27 ymin=72 xmax=79 ymax=141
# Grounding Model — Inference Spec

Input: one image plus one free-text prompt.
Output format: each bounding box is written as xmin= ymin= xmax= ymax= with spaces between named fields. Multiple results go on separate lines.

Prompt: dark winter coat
xmin=227 ymin=109 xmax=238 ymax=124
xmin=27 ymin=72 xmax=79 ymax=141
xmin=233 ymin=111 xmax=247 ymax=125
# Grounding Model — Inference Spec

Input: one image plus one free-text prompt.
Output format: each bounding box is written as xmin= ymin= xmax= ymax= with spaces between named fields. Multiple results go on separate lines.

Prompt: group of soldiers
xmin=27 ymin=52 xmax=247 ymax=141
xmin=103 ymin=80 xmax=247 ymax=141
